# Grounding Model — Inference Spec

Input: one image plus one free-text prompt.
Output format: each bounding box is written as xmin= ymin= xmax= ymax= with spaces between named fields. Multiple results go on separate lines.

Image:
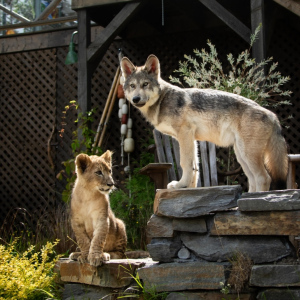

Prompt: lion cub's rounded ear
xmin=101 ymin=150 xmax=113 ymax=166
xmin=121 ymin=57 xmax=136 ymax=79
xmin=75 ymin=153 xmax=91 ymax=174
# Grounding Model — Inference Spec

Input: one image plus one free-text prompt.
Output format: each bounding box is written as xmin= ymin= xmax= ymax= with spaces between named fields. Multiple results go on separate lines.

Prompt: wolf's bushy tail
xmin=264 ymin=123 xmax=288 ymax=190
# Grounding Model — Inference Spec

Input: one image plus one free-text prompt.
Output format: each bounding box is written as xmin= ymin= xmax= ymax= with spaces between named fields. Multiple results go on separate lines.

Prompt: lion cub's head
xmin=75 ymin=151 xmax=114 ymax=194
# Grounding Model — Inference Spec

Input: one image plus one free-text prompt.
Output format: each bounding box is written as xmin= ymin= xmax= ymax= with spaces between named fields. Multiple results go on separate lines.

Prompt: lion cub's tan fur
xmin=69 ymin=151 xmax=127 ymax=267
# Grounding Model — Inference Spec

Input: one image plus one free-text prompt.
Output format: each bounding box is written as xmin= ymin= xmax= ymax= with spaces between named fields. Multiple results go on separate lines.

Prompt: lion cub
xmin=69 ymin=151 xmax=127 ymax=267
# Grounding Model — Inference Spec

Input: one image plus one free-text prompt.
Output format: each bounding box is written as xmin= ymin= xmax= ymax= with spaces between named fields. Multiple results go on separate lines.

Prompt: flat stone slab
xmin=56 ymin=258 xmax=157 ymax=288
xmin=147 ymin=236 xmax=182 ymax=263
xmin=147 ymin=214 xmax=207 ymax=238
xmin=138 ymin=261 xmax=227 ymax=292
xmin=154 ymin=185 xmax=242 ymax=218
xmin=62 ymin=283 xmax=115 ymax=300
xmin=250 ymin=265 xmax=300 ymax=287
xmin=147 ymin=214 xmax=174 ymax=238
xmin=257 ymin=288 xmax=300 ymax=300
xmin=166 ymin=291 xmax=253 ymax=300
xmin=210 ymin=210 xmax=300 ymax=235
xmin=238 ymin=190 xmax=300 ymax=211
xmin=180 ymin=233 xmax=291 ymax=263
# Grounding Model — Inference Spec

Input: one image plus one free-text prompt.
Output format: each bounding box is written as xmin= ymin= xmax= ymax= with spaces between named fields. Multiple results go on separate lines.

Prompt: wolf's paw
xmin=167 ymin=181 xmax=187 ymax=189
xmin=88 ymin=252 xmax=110 ymax=267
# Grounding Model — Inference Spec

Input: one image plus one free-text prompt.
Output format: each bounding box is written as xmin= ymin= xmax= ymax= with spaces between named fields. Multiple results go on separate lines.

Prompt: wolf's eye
xmin=95 ymin=170 xmax=103 ymax=176
xmin=130 ymin=84 xmax=135 ymax=89
xmin=143 ymin=82 xmax=149 ymax=87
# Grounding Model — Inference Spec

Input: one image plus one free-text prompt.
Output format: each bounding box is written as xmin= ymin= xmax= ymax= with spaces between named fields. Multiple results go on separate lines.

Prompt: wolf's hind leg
xmin=234 ymin=145 xmax=256 ymax=192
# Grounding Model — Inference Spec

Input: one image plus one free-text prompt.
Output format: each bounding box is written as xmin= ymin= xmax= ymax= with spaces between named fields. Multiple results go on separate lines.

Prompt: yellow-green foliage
xmin=0 ymin=239 xmax=60 ymax=300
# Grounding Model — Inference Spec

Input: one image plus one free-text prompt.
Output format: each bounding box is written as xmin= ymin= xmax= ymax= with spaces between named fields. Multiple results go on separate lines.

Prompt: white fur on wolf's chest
xmin=155 ymin=122 xmax=178 ymax=137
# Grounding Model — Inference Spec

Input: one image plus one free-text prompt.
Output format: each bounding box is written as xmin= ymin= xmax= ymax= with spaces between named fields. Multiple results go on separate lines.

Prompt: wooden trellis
xmin=0 ymin=22 xmax=299 ymax=226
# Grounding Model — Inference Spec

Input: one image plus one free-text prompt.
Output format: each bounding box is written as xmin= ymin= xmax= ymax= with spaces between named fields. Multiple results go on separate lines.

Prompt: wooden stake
xmin=97 ymin=72 xmax=120 ymax=149
xmin=93 ymin=67 xmax=120 ymax=152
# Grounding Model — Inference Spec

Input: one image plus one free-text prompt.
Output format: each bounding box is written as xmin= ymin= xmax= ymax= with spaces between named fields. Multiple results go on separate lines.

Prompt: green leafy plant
xmin=110 ymin=135 xmax=155 ymax=250
xmin=117 ymin=264 xmax=168 ymax=300
xmin=57 ymin=101 xmax=102 ymax=203
xmin=0 ymin=238 xmax=61 ymax=300
xmin=170 ymin=25 xmax=292 ymax=109
xmin=170 ymin=25 xmax=292 ymax=182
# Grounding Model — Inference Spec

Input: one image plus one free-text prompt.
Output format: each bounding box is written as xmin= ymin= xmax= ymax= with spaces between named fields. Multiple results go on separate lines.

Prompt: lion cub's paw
xmin=69 ymin=252 xmax=88 ymax=263
xmin=167 ymin=181 xmax=187 ymax=189
xmin=88 ymin=252 xmax=110 ymax=267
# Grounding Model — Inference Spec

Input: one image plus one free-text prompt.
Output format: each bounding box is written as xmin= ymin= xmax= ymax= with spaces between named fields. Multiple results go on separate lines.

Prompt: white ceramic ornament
xmin=124 ymin=138 xmax=134 ymax=152
xmin=119 ymin=98 xmax=125 ymax=108
xmin=121 ymin=124 xmax=127 ymax=135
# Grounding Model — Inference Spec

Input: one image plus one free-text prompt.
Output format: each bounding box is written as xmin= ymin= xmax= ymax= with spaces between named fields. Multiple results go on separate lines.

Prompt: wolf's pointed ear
xmin=121 ymin=57 xmax=135 ymax=79
xmin=101 ymin=150 xmax=113 ymax=167
xmin=75 ymin=154 xmax=91 ymax=174
xmin=144 ymin=55 xmax=160 ymax=77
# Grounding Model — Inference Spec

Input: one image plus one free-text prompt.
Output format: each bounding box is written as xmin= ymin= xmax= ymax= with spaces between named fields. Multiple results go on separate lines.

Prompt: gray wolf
xmin=120 ymin=55 xmax=288 ymax=192
xmin=69 ymin=151 xmax=127 ymax=266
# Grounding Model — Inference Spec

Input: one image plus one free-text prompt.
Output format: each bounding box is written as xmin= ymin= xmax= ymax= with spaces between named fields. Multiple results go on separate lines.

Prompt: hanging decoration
xmin=118 ymin=50 xmax=135 ymax=176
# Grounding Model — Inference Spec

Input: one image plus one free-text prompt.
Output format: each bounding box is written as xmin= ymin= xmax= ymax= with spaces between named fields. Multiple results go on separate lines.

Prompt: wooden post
xmin=251 ymin=0 xmax=266 ymax=63
xmin=77 ymin=9 xmax=92 ymax=143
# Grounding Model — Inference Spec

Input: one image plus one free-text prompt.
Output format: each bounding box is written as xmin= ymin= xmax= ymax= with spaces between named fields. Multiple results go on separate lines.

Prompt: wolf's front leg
xmin=88 ymin=217 xmax=110 ymax=267
xmin=167 ymin=133 xmax=195 ymax=189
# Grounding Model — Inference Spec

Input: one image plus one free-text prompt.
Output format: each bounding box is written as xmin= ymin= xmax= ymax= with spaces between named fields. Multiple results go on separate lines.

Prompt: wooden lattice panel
xmin=0 ymin=49 xmax=57 ymax=223
xmin=0 ymin=19 xmax=299 ymax=227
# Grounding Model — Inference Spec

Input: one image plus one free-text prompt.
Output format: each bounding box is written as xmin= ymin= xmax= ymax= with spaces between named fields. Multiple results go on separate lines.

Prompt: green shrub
xmin=170 ymin=25 xmax=292 ymax=108
xmin=110 ymin=136 xmax=155 ymax=250
xmin=57 ymin=101 xmax=102 ymax=203
xmin=0 ymin=239 xmax=60 ymax=300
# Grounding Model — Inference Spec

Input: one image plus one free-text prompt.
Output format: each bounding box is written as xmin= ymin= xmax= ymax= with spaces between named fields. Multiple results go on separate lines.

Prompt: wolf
xmin=120 ymin=55 xmax=288 ymax=192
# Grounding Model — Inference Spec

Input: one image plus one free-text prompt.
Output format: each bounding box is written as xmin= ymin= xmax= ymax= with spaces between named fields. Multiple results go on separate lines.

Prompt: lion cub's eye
xmin=95 ymin=170 xmax=103 ymax=176
xmin=143 ymin=82 xmax=149 ymax=87
xmin=130 ymin=83 xmax=135 ymax=89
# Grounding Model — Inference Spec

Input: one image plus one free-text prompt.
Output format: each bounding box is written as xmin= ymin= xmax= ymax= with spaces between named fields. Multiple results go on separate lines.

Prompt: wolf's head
xmin=120 ymin=55 xmax=161 ymax=108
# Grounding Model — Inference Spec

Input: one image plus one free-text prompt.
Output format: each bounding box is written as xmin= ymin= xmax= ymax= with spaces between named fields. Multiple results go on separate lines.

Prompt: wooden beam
xmin=36 ymin=0 xmax=62 ymax=20
xmin=77 ymin=9 xmax=92 ymax=142
xmin=72 ymin=0 xmax=134 ymax=10
xmin=251 ymin=0 xmax=266 ymax=63
xmin=0 ymin=26 xmax=103 ymax=54
xmin=273 ymin=0 xmax=300 ymax=17
xmin=0 ymin=4 xmax=30 ymax=22
xmin=87 ymin=1 xmax=142 ymax=72
xmin=198 ymin=0 xmax=251 ymax=44
xmin=0 ymin=16 xmax=77 ymax=31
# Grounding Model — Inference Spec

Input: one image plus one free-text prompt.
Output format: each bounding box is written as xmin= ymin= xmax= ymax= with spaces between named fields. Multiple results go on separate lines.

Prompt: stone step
xmin=147 ymin=214 xmax=207 ymax=238
xmin=153 ymin=185 xmax=242 ymax=218
xmin=256 ymin=288 xmax=300 ymax=300
xmin=56 ymin=258 xmax=157 ymax=288
xmin=250 ymin=265 xmax=300 ymax=287
xmin=238 ymin=189 xmax=300 ymax=211
xmin=137 ymin=261 xmax=228 ymax=292
xmin=210 ymin=210 xmax=300 ymax=235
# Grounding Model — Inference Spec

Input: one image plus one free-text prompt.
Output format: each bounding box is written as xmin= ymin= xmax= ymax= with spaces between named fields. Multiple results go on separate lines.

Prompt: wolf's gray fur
xmin=121 ymin=55 xmax=288 ymax=192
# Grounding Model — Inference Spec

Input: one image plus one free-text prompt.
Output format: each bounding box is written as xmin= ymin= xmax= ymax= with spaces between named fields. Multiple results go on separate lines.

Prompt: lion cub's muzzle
xmin=99 ymin=182 xmax=115 ymax=193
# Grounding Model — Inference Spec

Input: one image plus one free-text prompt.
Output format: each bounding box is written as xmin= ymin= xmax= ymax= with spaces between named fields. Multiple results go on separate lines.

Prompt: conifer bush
xmin=0 ymin=239 xmax=60 ymax=300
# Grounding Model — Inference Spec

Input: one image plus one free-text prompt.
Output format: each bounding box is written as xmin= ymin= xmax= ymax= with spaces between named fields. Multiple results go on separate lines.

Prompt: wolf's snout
xmin=107 ymin=183 xmax=114 ymax=187
xmin=132 ymin=96 xmax=141 ymax=104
